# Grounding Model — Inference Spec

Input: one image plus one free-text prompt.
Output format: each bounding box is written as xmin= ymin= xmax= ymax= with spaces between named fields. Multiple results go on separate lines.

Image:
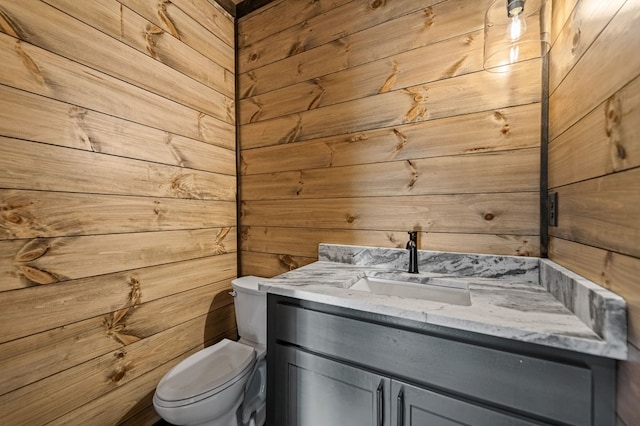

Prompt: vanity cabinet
xmin=267 ymin=295 xmax=616 ymax=426
xmin=274 ymin=344 xmax=539 ymax=426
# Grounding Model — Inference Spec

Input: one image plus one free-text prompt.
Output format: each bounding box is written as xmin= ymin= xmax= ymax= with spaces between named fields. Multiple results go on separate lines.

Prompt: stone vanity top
xmin=259 ymin=244 xmax=628 ymax=360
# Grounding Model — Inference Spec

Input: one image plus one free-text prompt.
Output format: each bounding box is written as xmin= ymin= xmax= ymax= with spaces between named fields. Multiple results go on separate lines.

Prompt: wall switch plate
xmin=549 ymin=192 xmax=558 ymax=227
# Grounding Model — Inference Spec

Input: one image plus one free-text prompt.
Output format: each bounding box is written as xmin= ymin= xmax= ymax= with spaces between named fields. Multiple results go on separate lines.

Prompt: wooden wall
xmin=238 ymin=0 xmax=543 ymax=277
xmin=0 ymin=0 xmax=236 ymax=424
xmin=547 ymin=0 xmax=640 ymax=424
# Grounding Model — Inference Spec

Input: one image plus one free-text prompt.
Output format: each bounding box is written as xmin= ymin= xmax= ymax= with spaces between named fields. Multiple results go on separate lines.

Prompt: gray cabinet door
xmin=390 ymin=380 xmax=542 ymax=426
xmin=275 ymin=344 xmax=391 ymax=426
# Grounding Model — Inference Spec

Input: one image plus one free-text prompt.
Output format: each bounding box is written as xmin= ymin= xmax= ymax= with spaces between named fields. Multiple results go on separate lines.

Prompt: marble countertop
xmin=259 ymin=244 xmax=627 ymax=359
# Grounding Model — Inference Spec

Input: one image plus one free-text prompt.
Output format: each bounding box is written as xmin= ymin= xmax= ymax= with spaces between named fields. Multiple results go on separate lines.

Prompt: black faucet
xmin=406 ymin=231 xmax=419 ymax=274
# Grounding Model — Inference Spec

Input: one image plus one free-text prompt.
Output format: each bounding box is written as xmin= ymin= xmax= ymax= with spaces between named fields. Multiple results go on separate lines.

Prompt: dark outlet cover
xmin=549 ymin=192 xmax=558 ymax=227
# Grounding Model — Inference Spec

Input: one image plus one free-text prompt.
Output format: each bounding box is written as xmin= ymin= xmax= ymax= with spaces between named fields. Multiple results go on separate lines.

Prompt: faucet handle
xmin=407 ymin=231 xmax=418 ymax=243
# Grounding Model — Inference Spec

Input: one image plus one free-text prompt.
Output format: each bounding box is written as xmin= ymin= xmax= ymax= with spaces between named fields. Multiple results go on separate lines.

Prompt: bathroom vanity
xmin=261 ymin=244 xmax=627 ymax=426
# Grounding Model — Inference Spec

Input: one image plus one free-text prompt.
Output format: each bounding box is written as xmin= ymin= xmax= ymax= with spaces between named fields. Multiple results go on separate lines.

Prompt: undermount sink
xmin=348 ymin=276 xmax=472 ymax=306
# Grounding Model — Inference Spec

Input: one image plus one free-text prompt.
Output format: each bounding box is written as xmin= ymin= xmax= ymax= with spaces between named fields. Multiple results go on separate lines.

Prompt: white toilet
xmin=153 ymin=276 xmax=268 ymax=426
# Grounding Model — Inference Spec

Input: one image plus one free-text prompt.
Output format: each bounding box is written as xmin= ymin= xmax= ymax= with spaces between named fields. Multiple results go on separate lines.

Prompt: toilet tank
xmin=231 ymin=276 xmax=267 ymax=345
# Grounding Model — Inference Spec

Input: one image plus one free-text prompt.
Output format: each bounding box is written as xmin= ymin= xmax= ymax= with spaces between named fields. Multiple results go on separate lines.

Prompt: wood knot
xmin=3 ymin=211 xmax=25 ymax=224
xmin=249 ymin=52 xmax=259 ymax=62
xmin=615 ymin=143 xmax=627 ymax=160
xmin=484 ymin=213 xmax=495 ymax=221
xmin=501 ymin=124 xmax=510 ymax=135
xmin=346 ymin=215 xmax=357 ymax=224
xmin=114 ymin=350 xmax=126 ymax=359
xmin=369 ymin=0 xmax=386 ymax=9
xmin=571 ymin=28 xmax=581 ymax=52
xmin=492 ymin=111 xmax=506 ymax=122
xmin=424 ymin=7 xmax=435 ymax=28
xmin=109 ymin=363 xmax=131 ymax=383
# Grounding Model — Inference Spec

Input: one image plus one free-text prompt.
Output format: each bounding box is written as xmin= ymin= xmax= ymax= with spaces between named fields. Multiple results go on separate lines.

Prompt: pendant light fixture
xmin=483 ymin=0 xmax=551 ymax=72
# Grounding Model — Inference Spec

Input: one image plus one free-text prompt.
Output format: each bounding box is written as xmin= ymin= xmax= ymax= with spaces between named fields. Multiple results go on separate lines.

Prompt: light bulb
xmin=507 ymin=13 xmax=527 ymax=41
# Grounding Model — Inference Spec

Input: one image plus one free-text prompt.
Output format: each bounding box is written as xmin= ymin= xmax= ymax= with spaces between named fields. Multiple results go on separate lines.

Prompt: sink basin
xmin=348 ymin=276 xmax=471 ymax=306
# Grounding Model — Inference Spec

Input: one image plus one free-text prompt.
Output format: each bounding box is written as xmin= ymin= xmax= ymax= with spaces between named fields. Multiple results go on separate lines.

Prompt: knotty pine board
xmin=0 ymin=306 xmax=234 ymax=425
xmin=241 ymin=226 xmax=540 ymax=258
xmin=43 ymin=0 xmax=234 ymax=97
xmin=0 ymin=137 xmax=236 ymax=201
xmin=549 ymin=0 xmax=640 ymax=141
xmin=239 ymin=29 xmax=484 ymax=124
xmin=0 ymin=33 xmax=233 ymax=145
xmin=237 ymin=0 xmax=440 ymax=73
xmin=549 ymin=73 xmax=640 ymax=188
xmin=0 ymin=86 xmax=235 ymax=168
xmin=117 ymin=0 xmax=234 ymax=71
xmin=550 ymin=168 xmax=640 ymax=258
xmin=242 ymin=148 xmax=539 ymax=200
xmin=241 ymin=194 xmax=539 ymax=234
xmin=241 ymin=103 xmax=541 ymax=175
xmin=239 ymin=0 xmax=490 ymax=97
xmin=0 ymin=0 xmax=234 ymax=124
xmin=548 ymin=0 xmax=625 ymax=94
xmin=170 ymin=0 xmax=234 ymax=48
xmin=0 ymin=254 xmax=236 ymax=344
xmin=0 ymin=284 xmax=235 ymax=396
xmin=0 ymin=228 xmax=237 ymax=290
xmin=0 ymin=190 xmax=236 ymax=240
xmin=240 ymin=250 xmax=316 ymax=278
xmin=49 ymin=326 xmax=238 ymax=425
xmin=240 ymin=60 xmax=541 ymax=149
xmin=238 ymin=0 xmax=352 ymax=48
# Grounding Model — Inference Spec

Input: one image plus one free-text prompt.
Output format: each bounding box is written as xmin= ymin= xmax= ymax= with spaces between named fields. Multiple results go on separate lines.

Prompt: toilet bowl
xmin=153 ymin=276 xmax=268 ymax=426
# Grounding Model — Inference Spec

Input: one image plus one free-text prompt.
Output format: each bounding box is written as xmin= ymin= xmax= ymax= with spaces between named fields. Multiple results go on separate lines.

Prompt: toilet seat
xmin=154 ymin=339 xmax=256 ymax=408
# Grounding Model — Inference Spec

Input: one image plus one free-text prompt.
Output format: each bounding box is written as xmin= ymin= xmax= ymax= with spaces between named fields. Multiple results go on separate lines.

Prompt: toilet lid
xmin=155 ymin=339 xmax=256 ymax=403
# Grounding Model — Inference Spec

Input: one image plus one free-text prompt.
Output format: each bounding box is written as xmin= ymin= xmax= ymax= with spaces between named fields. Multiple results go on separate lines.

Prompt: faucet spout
xmin=406 ymin=231 xmax=419 ymax=274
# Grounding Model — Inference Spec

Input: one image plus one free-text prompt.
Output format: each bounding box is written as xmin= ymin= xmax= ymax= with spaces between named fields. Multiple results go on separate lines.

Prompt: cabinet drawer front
xmin=274 ymin=303 xmax=592 ymax=425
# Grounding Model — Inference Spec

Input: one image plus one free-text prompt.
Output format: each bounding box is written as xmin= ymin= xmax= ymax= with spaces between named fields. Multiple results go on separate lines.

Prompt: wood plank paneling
xmin=0 ymin=227 xmax=236 ymax=291
xmin=0 ymin=85 xmax=236 ymax=167
xmin=117 ymin=0 xmax=234 ymax=71
xmin=0 ymin=190 xmax=236 ymax=239
xmin=238 ymin=0 xmax=352 ymax=48
xmin=548 ymin=0 xmax=626 ymax=94
xmin=0 ymin=32 xmax=233 ymax=145
xmin=42 ymin=0 xmax=234 ymax=97
xmin=549 ymin=73 xmax=640 ymax=187
xmin=550 ymin=168 xmax=640 ymax=258
xmin=0 ymin=281 xmax=235 ymax=396
xmin=241 ymin=194 xmax=539 ymax=234
xmin=239 ymin=0 xmax=492 ymax=97
xmin=239 ymin=29 xmax=484 ymax=124
xmin=49 ymin=326 xmax=239 ymax=425
xmin=241 ymin=103 xmax=541 ymax=175
xmin=0 ymin=138 xmax=235 ymax=201
xmin=241 ymin=226 xmax=540 ymax=258
xmin=238 ymin=0 xmax=437 ymax=73
xmin=0 ymin=0 xmax=235 ymax=423
xmin=170 ymin=0 xmax=234 ymax=48
xmin=238 ymin=0 xmax=542 ymax=279
xmin=240 ymin=250 xmax=316 ymax=278
xmin=549 ymin=0 xmax=640 ymax=141
xmin=241 ymin=60 xmax=541 ymax=149
xmin=242 ymin=149 xmax=539 ymax=200
xmin=548 ymin=0 xmax=640 ymax=423
xmin=0 ymin=0 xmax=234 ymax=124
xmin=0 ymin=254 xmax=236 ymax=343
xmin=0 ymin=306 xmax=233 ymax=425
